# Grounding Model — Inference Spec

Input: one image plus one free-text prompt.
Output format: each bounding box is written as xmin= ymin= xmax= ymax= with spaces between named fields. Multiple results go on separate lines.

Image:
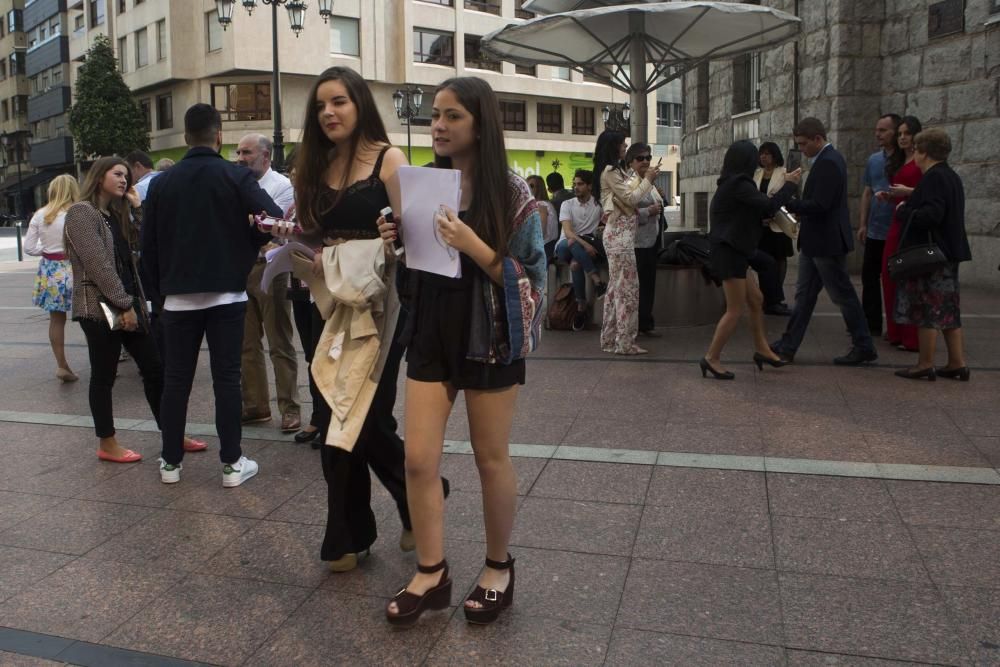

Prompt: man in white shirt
xmin=235 ymin=133 xmax=300 ymax=432
xmin=554 ymin=169 xmax=607 ymax=331
xmin=127 ymin=151 xmax=159 ymax=202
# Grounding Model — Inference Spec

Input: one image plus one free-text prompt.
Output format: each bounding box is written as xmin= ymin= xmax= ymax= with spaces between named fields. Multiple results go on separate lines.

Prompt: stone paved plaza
xmin=0 ymin=257 xmax=997 ymax=666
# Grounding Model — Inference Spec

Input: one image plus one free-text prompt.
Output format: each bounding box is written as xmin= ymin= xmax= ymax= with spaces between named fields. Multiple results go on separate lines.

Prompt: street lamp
xmin=392 ymin=87 xmax=423 ymax=163
xmin=602 ymin=103 xmax=631 ymax=133
xmin=1 ymin=130 xmax=31 ymax=218
xmin=217 ymin=0 xmax=334 ymax=172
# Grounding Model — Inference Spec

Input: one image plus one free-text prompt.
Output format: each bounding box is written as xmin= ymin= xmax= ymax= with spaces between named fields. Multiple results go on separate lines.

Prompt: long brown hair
xmin=80 ymin=156 xmax=134 ymax=247
xmin=526 ymin=174 xmax=549 ymax=202
xmin=433 ymin=77 xmax=511 ymax=260
xmin=293 ymin=66 xmax=390 ymax=235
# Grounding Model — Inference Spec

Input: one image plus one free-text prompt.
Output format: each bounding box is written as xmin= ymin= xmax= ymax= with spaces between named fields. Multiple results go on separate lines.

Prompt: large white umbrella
xmin=484 ymin=1 xmax=801 ymax=142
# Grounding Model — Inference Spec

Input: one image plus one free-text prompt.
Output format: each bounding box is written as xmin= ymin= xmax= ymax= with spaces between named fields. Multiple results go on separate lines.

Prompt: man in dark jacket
xmin=142 ymin=103 xmax=283 ymax=487
xmin=772 ymin=117 xmax=877 ymax=366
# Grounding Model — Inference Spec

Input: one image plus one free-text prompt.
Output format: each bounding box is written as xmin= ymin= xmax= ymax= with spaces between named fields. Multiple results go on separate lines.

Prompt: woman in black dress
xmin=292 ymin=66 xmax=446 ymax=572
xmin=701 ymin=141 xmax=800 ymax=379
xmin=753 ymin=142 xmax=795 ymax=314
xmin=385 ymin=77 xmax=546 ymax=628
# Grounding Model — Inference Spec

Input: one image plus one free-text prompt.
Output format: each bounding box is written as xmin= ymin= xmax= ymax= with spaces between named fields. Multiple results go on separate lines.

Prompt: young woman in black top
xmin=385 ymin=77 xmax=546 ymax=628
xmin=292 ymin=66 xmax=448 ymax=572
xmin=701 ymin=141 xmax=800 ymax=379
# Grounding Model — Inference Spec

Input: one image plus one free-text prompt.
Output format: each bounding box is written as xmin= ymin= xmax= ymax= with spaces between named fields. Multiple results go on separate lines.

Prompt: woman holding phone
xmin=384 ymin=77 xmax=545 ymax=628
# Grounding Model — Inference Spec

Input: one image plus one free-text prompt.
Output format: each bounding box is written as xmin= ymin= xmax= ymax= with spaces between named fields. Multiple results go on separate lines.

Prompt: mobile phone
xmin=656 ymin=157 xmax=663 ymax=168
xmin=380 ymin=206 xmax=403 ymax=250
xmin=253 ymin=214 xmax=303 ymax=235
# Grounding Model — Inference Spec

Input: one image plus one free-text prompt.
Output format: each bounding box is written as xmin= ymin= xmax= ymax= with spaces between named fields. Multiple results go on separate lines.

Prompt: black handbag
xmin=887 ymin=213 xmax=948 ymax=281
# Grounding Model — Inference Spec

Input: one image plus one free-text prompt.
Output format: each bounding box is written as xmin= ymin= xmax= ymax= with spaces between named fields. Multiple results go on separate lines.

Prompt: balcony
xmin=27 ymin=85 xmax=71 ymax=123
xmin=25 ymin=37 xmax=69 ymax=77
xmin=465 ymin=1 xmax=501 ymax=15
xmin=29 ymin=136 xmax=74 ymax=168
xmin=23 ymin=0 xmax=63 ymax=33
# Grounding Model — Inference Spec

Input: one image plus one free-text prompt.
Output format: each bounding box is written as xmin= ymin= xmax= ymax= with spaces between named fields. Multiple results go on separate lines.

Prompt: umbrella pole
xmin=628 ymin=11 xmax=648 ymax=143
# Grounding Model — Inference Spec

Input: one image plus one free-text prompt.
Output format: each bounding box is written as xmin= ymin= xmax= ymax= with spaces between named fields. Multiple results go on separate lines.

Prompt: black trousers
xmin=79 ymin=318 xmax=163 ymax=439
xmin=291 ymin=299 xmax=323 ymax=429
xmin=315 ymin=305 xmax=412 ymax=561
xmin=159 ymin=302 xmax=246 ymax=466
xmin=861 ymin=238 xmax=886 ymax=335
xmin=634 ymin=246 xmax=658 ymax=332
xmin=757 ymin=256 xmax=788 ymax=307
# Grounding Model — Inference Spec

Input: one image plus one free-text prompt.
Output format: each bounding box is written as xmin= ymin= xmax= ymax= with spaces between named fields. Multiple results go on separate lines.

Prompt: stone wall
xmin=679 ymin=0 xmax=1000 ymax=285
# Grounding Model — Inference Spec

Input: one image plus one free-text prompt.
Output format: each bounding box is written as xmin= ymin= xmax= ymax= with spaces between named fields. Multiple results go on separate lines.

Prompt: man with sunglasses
xmin=627 ymin=144 xmax=665 ymax=337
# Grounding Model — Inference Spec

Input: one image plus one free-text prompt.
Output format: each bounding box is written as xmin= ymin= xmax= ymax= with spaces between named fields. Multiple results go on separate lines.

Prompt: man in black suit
xmin=143 ymin=104 xmax=283 ymax=487
xmin=772 ymin=117 xmax=877 ymax=366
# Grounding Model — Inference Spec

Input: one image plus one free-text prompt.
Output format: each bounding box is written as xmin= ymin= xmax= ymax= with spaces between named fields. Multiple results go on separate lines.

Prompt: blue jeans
xmin=555 ymin=237 xmax=602 ymax=303
xmin=776 ymin=254 xmax=874 ymax=356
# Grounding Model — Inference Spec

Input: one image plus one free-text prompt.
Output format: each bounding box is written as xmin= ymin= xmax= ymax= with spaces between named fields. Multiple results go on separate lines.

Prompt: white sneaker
xmin=222 ymin=455 xmax=258 ymax=488
xmin=159 ymin=458 xmax=182 ymax=484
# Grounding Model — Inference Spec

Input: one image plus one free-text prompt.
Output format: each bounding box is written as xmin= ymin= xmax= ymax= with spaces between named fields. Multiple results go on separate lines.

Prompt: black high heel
xmin=936 ymin=366 xmax=970 ymax=381
xmin=753 ymin=352 xmax=790 ymax=370
xmin=894 ymin=367 xmax=936 ymax=381
xmin=464 ymin=554 xmax=515 ymax=625
xmin=294 ymin=428 xmax=321 ymax=444
xmin=699 ymin=358 xmax=734 ymax=380
xmin=386 ymin=559 xmax=452 ymax=628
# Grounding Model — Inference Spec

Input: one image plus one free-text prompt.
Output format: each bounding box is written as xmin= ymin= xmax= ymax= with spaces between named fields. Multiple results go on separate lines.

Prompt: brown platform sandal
xmin=464 ymin=554 xmax=515 ymax=625
xmin=386 ymin=559 xmax=451 ymax=628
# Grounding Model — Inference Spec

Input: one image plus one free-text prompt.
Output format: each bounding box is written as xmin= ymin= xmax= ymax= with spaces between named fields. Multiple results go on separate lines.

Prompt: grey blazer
xmin=64 ymin=201 xmax=146 ymax=323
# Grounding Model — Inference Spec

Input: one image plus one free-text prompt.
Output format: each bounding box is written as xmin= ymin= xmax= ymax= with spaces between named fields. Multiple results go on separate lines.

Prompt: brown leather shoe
xmin=241 ymin=410 xmax=272 ymax=425
xmin=281 ymin=413 xmax=302 ymax=433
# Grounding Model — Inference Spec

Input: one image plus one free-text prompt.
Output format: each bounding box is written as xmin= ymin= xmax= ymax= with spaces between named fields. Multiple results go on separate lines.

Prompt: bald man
xmin=235 ymin=133 xmax=299 ymax=432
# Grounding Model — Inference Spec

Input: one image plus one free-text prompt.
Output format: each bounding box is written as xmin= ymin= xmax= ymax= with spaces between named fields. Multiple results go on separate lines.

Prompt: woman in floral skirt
xmin=24 ymin=174 xmax=80 ymax=382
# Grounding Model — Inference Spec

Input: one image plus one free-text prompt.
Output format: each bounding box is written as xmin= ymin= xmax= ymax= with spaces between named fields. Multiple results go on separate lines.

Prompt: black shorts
xmin=405 ymin=267 xmax=525 ymax=391
xmin=710 ymin=241 xmax=749 ymax=281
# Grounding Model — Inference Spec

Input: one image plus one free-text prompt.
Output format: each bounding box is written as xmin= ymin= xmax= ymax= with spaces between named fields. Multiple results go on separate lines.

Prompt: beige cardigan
xmin=753 ymin=166 xmax=787 ymax=196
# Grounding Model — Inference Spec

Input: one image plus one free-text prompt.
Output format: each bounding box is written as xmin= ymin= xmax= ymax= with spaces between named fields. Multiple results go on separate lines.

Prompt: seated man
xmin=554 ymin=169 xmax=607 ymax=331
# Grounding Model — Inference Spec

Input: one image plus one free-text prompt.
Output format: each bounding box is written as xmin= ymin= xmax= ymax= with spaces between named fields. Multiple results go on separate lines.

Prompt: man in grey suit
xmin=772 ymin=117 xmax=877 ymax=366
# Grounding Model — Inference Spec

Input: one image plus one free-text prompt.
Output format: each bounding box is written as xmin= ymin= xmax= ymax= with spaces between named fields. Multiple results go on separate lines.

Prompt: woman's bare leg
xmin=705 ymin=278 xmax=747 ymax=372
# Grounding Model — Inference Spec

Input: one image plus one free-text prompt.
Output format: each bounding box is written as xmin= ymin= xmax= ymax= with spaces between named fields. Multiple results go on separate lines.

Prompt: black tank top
xmin=318 ymin=146 xmax=391 ymax=240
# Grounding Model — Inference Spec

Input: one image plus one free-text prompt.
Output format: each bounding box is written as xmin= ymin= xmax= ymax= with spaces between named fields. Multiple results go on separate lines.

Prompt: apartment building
xmin=67 ymin=0 xmax=681 ymax=193
xmin=0 ymin=0 xmax=30 ymax=214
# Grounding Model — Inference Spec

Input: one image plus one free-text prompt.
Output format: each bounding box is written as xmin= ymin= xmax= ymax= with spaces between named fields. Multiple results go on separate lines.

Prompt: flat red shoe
xmin=97 ymin=449 xmax=142 ymax=463
xmin=183 ymin=438 xmax=208 ymax=452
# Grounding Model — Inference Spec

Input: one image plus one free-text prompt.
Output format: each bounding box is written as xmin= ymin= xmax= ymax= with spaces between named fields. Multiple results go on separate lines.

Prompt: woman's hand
xmin=311 ymin=252 xmax=324 ymax=278
xmin=645 ymin=165 xmax=661 ymax=183
xmin=784 ymin=168 xmax=803 ymax=185
xmin=125 ymin=186 xmax=141 ymax=209
xmin=121 ymin=309 xmax=138 ymax=332
xmin=435 ymin=206 xmax=477 ymax=254
xmin=377 ymin=214 xmax=399 ymax=247
xmin=888 ymin=183 xmax=913 ymax=199
xmin=874 ymin=190 xmax=891 ymax=202
xmin=260 ymin=215 xmax=297 ymax=240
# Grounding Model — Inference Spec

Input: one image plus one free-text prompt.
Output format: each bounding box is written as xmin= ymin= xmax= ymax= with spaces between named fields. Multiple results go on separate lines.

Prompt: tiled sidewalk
xmin=0 ymin=263 xmax=998 ymax=665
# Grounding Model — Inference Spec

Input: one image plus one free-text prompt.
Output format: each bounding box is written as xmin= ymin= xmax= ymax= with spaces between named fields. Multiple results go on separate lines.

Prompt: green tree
xmin=68 ymin=34 xmax=149 ymax=158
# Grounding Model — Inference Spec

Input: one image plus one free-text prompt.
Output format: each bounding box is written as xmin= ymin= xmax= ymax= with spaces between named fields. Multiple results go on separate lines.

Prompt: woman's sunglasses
xmin=634 ymin=155 xmax=653 ymax=162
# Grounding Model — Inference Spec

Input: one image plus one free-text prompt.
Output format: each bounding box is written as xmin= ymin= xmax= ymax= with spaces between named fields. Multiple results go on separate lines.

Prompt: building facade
xmin=0 ymin=0 xmax=31 ymax=215
xmin=679 ymin=0 xmax=1000 ymax=284
xmin=65 ymin=0 xmax=680 ymax=193
xmin=25 ymin=0 xmax=73 ymax=186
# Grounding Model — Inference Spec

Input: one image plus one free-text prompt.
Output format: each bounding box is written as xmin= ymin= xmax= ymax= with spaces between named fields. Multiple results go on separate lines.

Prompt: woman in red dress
xmin=880 ymin=116 xmax=922 ymax=352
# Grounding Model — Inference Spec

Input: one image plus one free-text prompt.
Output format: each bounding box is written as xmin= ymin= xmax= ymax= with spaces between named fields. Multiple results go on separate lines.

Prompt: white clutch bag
xmin=768 ymin=207 xmax=800 ymax=240
xmin=99 ymin=300 xmax=127 ymax=331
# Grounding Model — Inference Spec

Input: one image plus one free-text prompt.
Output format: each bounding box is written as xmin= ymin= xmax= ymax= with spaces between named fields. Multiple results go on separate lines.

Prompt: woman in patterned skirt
xmin=24 ymin=174 xmax=80 ymax=382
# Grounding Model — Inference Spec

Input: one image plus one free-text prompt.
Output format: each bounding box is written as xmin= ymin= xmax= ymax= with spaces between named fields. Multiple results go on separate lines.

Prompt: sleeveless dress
xmin=881 ymin=160 xmax=922 ymax=350
xmin=311 ymin=147 xmax=412 ymax=561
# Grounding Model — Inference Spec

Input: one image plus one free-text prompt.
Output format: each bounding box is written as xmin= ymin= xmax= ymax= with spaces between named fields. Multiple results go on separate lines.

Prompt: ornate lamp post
xmin=217 ymin=0 xmax=335 ymax=173
xmin=602 ymin=103 xmax=631 ymax=134
xmin=1 ymin=130 xmax=31 ymax=217
xmin=392 ymin=87 xmax=423 ymax=163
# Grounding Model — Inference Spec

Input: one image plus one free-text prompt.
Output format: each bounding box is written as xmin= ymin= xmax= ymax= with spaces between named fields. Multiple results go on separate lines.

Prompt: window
xmin=89 ymin=0 xmax=104 ymax=28
xmin=329 ymin=16 xmax=359 ymax=56
xmin=417 ymin=0 xmax=453 ymax=4
xmin=515 ymin=0 xmax=535 ymax=19
xmin=537 ymin=103 xmax=562 ymax=133
xmin=206 ymin=11 xmax=223 ymax=52
xmin=0 ymin=61 xmax=6 ymax=80
xmin=7 ymin=9 xmax=22 ymax=33
xmin=135 ymin=27 xmax=148 ymax=68
xmin=695 ymin=61 xmax=709 ymax=126
xmin=1 ymin=100 xmax=7 ymax=122
xmin=572 ymin=106 xmax=595 ymax=135
xmin=413 ymin=29 xmax=453 ymax=66
xmin=992 ymin=0 xmax=1000 ymax=12
xmin=48 ymin=16 xmax=60 ymax=37
xmin=465 ymin=0 xmax=500 ymax=15
xmin=9 ymin=52 xmax=24 ymax=76
xmin=464 ymin=35 xmax=499 ymax=71
xmin=157 ymin=20 xmax=166 ymax=60
xmin=117 ymin=0 xmax=126 ymax=14
xmin=671 ymin=103 xmax=683 ymax=127
xmin=694 ymin=192 xmax=708 ymax=229
xmin=74 ymin=14 xmax=85 ymax=32
xmin=51 ymin=66 xmax=62 ymax=85
xmin=139 ymin=98 xmax=151 ymax=131
xmin=732 ymin=52 xmax=761 ymax=114
xmin=500 ymin=100 xmax=525 ymax=131
xmin=12 ymin=94 xmax=27 ymax=116
xmin=656 ymin=102 xmax=670 ymax=126
xmin=118 ymin=36 xmax=127 ymax=72
xmin=553 ymin=66 xmax=571 ymax=81
xmin=211 ymin=83 xmax=271 ymax=121
xmin=514 ymin=64 xmax=535 ymax=76
xmin=156 ymin=93 xmax=172 ymax=129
